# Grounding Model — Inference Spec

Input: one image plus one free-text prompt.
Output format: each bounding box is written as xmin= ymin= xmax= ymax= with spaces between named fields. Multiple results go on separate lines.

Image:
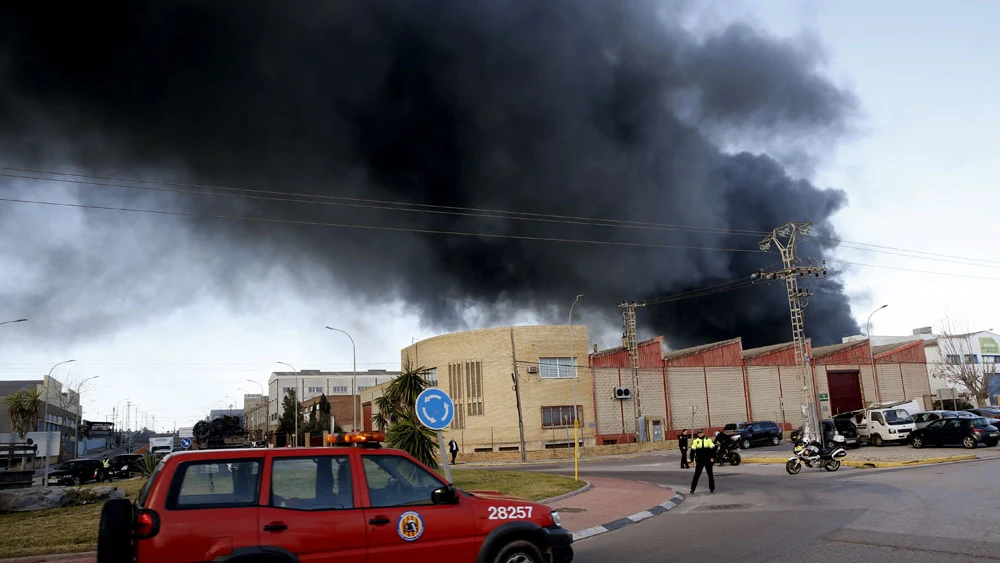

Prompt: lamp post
xmin=276 ymin=361 xmax=299 ymax=446
xmin=41 ymin=359 xmax=76 ymax=486
xmin=568 ymin=294 xmax=583 ymax=480
xmin=325 ymin=327 xmax=358 ymax=431
xmin=0 ymin=318 xmax=27 ymax=326
xmin=867 ymin=304 xmax=889 ymax=404
xmin=113 ymin=398 xmax=130 ymax=447
xmin=73 ymin=376 xmax=100 ymax=457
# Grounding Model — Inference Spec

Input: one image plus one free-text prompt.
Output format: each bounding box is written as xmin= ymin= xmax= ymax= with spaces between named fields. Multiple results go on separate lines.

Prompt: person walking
xmin=678 ymin=429 xmax=690 ymax=469
xmin=689 ymin=428 xmax=716 ymax=494
xmin=100 ymin=455 xmax=113 ymax=482
xmin=448 ymin=439 xmax=459 ymax=464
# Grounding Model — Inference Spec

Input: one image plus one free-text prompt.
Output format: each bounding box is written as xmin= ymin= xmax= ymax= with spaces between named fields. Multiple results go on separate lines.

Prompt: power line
xmin=1 ymin=167 xmax=769 ymax=238
xmin=10 ymin=167 xmax=1000 ymax=270
xmin=826 ymin=259 xmax=1000 ymax=282
xmin=0 ymin=194 xmax=768 ymax=254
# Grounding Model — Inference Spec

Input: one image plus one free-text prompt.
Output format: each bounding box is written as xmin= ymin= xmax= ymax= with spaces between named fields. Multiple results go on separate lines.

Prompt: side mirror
xmin=432 ymin=484 xmax=459 ymax=505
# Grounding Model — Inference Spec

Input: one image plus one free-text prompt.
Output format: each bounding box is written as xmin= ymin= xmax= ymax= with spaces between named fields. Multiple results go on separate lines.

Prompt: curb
xmin=570 ymin=490 xmax=686 ymax=542
xmin=741 ymin=455 xmax=977 ymax=468
xmin=539 ymin=480 xmax=592 ymax=505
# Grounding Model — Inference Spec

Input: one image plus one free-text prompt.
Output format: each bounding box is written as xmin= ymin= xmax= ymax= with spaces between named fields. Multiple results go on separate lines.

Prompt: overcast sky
xmin=2 ymin=1 xmax=998 ymax=431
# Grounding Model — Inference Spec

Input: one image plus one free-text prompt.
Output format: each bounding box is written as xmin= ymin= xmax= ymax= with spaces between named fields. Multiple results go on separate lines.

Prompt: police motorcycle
xmin=714 ymin=432 xmax=742 ymax=466
xmin=786 ymin=434 xmax=847 ymax=475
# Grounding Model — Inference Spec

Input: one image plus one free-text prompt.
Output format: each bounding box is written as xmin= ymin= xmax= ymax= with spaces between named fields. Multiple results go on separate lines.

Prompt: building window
xmin=983 ymin=355 xmax=1000 ymax=363
xmin=541 ymin=406 xmax=583 ymax=429
xmin=358 ymin=386 xmax=370 ymax=392
xmin=331 ymin=386 xmax=348 ymax=393
xmin=539 ymin=357 xmax=576 ymax=379
xmin=946 ymin=355 xmax=961 ymax=365
xmin=423 ymin=368 xmax=438 ymax=387
xmin=965 ymin=355 xmax=979 ymax=364
xmin=282 ymin=387 xmax=296 ymax=395
xmin=307 ymin=387 xmax=323 ymax=393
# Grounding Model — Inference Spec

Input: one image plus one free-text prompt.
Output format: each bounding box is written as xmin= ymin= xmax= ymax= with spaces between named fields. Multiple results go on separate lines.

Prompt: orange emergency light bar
xmin=327 ymin=431 xmax=386 ymax=446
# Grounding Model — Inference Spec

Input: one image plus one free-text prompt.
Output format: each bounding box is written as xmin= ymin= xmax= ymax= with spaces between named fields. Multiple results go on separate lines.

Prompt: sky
xmin=2 ymin=1 xmax=999 ymax=430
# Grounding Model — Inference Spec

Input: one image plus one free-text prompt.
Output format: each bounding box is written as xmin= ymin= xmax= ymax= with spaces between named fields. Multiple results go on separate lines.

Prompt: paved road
xmin=526 ymin=450 xmax=1000 ymax=561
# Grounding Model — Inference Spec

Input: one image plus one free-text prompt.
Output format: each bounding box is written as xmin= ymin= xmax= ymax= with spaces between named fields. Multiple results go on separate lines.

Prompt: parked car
xmin=725 ymin=421 xmax=783 ymax=449
xmin=47 ymin=458 xmax=103 ymax=486
xmin=909 ymin=417 xmax=999 ymax=449
xmin=911 ymin=410 xmax=976 ymax=430
xmin=791 ymin=420 xmax=847 ymax=447
xmin=832 ymin=417 xmax=860 ymax=448
xmin=109 ymin=454 xmax=144 ymax=478
xmin=966 ymin=407 xmax=1000 ymax=418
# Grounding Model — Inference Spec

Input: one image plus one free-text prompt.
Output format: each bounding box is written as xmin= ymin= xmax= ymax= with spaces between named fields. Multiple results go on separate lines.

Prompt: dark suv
xmin=46 ymin=459 xmax=103 ymax=486
xmin=109 ymin=454 xmax=144 ymax=478
xmin=724 ymin=421 xmax=782 ymax=449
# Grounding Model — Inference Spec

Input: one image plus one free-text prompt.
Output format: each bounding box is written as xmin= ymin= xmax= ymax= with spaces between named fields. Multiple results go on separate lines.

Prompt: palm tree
xmin=373 ymin=360 xmax=439 ymax=468
xmin=4 ymin=389 xmax=41 ymax=469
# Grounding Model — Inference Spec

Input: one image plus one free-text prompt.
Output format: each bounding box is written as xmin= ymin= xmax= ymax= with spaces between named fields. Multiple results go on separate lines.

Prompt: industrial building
xmin=590 ymin=336 xmax=933 ymax=444
xmin=269 ymin=369 xmax=400 ymax=433
xmin=362 ymin=325 xmax=591 ymax=453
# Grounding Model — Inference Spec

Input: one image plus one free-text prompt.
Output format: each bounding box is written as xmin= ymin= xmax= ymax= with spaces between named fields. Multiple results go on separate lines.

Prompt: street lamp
xmin=41 ymin=359 xmax=76 ymax=486
xmin=325 ymin=327 xmax=358 ymax=432
xmin=276 ymin=361 xmax=299 ymax=446
xmin=568 ymin=294 xmax=583 ymax=479
xmin=867 ymin=304 xmax=889 ymax=404
xmin=0 ymin=318 xmax=27 ymax=326
xmin=246 ymin=379 xmax=267 ymax=441
xmin=113 ymin=398 xmax=130 ymax=447
xmin=74 ymin=376 xmax=100 ymax=457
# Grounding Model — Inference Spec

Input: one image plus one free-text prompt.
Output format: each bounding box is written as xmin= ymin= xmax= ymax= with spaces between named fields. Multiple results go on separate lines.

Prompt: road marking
xmin=572 ymin=526 xmax=609 ymax=541
xmin=627 ymin=510 xmax=654 ymax=522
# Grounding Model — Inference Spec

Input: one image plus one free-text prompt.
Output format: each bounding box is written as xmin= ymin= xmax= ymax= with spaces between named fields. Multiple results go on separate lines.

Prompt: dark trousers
xmin=450 ymin=450 xmax=457 ymax=464
xmin=690 ymin=459 xmax=715 ymax=492
xmin=679 ymin=447 xmax=689 ymax=468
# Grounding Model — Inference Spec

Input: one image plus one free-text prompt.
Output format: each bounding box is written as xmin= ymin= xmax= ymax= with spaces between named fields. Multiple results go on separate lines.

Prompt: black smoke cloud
xmin=0 ymin=1 xmax=859 ymax=348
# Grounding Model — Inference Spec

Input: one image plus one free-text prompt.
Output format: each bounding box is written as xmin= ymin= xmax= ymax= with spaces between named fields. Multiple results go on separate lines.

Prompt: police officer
xmin=101 ymin=455 xmax=113 ymax=482
xmin=688 ymin=429 xmax=715 ymax=494
xmin=678 ymin=429 xmax=690 ymax=469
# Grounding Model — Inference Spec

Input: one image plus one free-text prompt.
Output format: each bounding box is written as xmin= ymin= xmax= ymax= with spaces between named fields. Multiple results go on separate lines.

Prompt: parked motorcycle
xmin=715 ymin=433 xmax=742 ymax=466
xmin=786 ymin=434 xmax=847 ymax=475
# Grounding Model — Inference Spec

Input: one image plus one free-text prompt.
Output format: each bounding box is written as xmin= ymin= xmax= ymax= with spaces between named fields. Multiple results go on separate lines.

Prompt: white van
xmin=838 ymin=400 xmax=918 ymax=447
xmin=148 ymin=436 xmax=175 ymax=457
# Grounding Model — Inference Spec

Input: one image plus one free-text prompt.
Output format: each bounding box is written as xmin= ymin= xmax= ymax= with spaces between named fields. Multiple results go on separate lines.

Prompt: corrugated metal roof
xmin=872 ymin=340 xmax=921 ymax=356
xmin=742 ymin=341 xmax=794 ymax=359
xmin=662 ymin=337 xmax=741 ymax=361
xmin=590 ymin=336 xmax=663 ymax=358
xmin=812 ymin=340 xmax=868 ymax=358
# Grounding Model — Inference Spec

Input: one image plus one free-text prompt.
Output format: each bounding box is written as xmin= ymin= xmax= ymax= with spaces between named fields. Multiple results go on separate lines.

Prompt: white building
xmin=844 ymin=327 xmax=1000 ymax=403
xmin=267 ymin=369 xmax=400 ymax=431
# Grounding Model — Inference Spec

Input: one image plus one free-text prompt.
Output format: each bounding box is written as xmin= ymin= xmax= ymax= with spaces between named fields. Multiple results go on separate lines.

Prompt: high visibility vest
xmin=691 ymin=437 xmax=715 ymax=450
xmin=102 ymin=459 xmax=110 ymax=468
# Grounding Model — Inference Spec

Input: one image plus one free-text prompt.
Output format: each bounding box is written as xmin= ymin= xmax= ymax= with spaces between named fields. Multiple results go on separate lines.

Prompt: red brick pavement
xmin=547 ymin=477 xmax=675 ymax=532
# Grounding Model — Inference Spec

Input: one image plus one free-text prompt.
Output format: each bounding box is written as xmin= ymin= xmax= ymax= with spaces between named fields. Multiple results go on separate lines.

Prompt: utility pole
xmin=618 ymin=300 xmax=646 ymax=442
xmin=754 ymin=222 xmax=827 ymax=444
xmin=568 ymin=294 xmax=583 ymax=477
xmin=509 ymin=328 xmax=527 ymax=462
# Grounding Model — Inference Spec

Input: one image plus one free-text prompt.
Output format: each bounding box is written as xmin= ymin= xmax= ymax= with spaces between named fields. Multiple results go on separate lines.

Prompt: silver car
xmin=911 ymin=410 xmax=976 ymax=430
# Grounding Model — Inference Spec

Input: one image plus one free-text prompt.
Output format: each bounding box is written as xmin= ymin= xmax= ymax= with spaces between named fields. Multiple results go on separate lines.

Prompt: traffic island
xmin=545 ymin=477 xmax=683 ymax=541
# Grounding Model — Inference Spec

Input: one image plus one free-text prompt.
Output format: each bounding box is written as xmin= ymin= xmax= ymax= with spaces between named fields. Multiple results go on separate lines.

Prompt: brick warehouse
xmin=362 ymin=325 xmax=593 ymax=454
xmin=591 ymin=336 xmax=933 ymax=444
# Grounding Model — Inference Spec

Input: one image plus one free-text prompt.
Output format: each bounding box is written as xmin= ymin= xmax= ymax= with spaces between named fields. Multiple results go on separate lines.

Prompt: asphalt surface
xmin=522 ymin=447 xmax=1000 ymax=562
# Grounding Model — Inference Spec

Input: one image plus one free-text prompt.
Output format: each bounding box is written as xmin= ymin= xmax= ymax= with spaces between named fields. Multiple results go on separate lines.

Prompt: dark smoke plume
xmin=0 ymin=1 xmax=859 ymax=348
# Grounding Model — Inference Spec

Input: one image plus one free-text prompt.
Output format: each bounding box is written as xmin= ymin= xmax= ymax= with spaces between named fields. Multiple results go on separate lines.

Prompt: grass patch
xmin=0 ymin=470 xmax=582 ymax=558
xmin=0 ymin=479 xmax=146 ymax=559
xmin=450 ymin=469 xmax=583 ymax=501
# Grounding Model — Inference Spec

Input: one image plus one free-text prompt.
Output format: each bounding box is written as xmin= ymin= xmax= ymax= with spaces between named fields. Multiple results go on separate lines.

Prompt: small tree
xmin=372 ymin=360 xmax=439 ymax=468
xmin=4 ymin=390 xmax=41 ymax=469
xmin=936 ymin=316 xmax=1000 ymax=406
xmin=276 ymin=389 xmax=302 ymax=442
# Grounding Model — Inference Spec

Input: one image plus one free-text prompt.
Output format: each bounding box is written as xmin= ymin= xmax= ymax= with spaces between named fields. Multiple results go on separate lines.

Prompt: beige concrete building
xmin=363 ymin=325 xmax=592 ymax=453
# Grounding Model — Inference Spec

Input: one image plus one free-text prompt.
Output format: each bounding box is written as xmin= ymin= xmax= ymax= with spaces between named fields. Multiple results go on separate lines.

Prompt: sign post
xmin=415 ymin=388 xmax=456 ymax=483
xmin=180 ymin=437 xmax=192 ymax=450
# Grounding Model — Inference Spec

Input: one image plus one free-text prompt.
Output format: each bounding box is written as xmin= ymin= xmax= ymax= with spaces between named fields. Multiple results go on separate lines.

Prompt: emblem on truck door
xmin=397 ymin=511 xmax=425 ymax=542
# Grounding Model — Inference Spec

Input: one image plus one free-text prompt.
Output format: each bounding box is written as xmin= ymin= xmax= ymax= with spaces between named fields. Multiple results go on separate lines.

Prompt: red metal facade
xmin=874 ymin=340 xmax=927 ymax=363
xmin=589 ymin=337 xmax=663 ymax=368
xmin=813 ymin=341 xmax=870 ymax=365
xmin=663 ymin=338 xmax=743 ymax=367
xmin=743 ymin=341 xmax=814 ymax=366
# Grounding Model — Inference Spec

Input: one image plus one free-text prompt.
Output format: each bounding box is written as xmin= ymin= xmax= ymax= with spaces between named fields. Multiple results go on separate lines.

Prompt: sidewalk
xmin=547 ymin=477 xmax=683 ymax=541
